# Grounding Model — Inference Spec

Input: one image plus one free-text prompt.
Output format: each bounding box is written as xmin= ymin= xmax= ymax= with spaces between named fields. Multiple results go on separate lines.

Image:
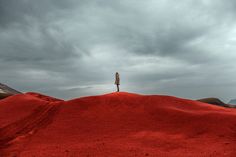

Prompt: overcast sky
xmin=1 ymin=0 xmax=236 ymax=101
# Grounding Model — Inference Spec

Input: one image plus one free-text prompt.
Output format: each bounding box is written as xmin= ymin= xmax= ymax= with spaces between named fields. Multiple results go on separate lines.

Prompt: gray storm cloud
xmin=1 ymin=0 xmax=236 ymax=101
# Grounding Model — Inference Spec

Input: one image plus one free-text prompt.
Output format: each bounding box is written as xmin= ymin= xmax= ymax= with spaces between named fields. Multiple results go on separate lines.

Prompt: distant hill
xmin=197 ymin=97 xmax=230 ymax=107
xmin=0 ymin=83 xmax=21 ymax=99
xmin=228 ymin=99 xmax=236 ymax=105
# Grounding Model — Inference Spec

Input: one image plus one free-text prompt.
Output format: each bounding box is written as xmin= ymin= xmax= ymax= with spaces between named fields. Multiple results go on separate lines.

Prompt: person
xmin=115 ymin=72 xmax=120 ymax=92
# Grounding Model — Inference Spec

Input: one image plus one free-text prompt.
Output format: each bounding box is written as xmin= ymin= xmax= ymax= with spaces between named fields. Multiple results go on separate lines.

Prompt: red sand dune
xmin=1 ymin=92 xmax=236 ymax=157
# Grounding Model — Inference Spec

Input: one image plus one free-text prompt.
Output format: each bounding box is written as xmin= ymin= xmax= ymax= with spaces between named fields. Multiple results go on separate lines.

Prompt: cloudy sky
xmin=1 ymin=0 xmax=236 ymax=101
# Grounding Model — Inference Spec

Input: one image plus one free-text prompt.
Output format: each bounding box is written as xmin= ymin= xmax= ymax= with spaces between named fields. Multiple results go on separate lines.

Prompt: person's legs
xmin=117 ymin=84 xmax=119 ymax=92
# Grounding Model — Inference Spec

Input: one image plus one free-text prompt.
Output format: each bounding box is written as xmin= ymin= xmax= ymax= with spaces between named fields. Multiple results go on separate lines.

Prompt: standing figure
xmin=115 ymin=72 xmax=120 ymax=92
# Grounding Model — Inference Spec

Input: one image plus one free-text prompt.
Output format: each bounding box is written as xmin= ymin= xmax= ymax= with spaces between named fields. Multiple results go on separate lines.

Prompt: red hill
xmin=1 ymin=92 xmax=236 ymax=156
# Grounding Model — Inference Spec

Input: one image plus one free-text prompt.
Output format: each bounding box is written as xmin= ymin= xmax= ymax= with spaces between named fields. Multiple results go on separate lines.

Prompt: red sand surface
xmin=1 ymin=92 xmax=236 ymax=157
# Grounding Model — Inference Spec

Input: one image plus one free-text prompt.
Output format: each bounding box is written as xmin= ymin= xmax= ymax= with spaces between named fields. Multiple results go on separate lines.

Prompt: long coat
xmin=115 ymin=73 xmax=120 ymax=85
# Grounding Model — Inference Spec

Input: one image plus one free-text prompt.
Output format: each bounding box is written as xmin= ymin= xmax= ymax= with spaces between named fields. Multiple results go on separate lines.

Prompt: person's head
xmin=116 ymin=72 xmax=118 ymax=75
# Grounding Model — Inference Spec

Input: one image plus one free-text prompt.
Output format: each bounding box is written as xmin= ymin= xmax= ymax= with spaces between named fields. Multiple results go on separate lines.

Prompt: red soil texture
xmin=1 ymin=92 xmax=236 ymax=157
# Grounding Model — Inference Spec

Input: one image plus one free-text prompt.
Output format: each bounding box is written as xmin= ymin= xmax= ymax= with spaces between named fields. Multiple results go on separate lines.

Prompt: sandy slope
xmin=1 ymin=92 xmax=236 ymax=157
